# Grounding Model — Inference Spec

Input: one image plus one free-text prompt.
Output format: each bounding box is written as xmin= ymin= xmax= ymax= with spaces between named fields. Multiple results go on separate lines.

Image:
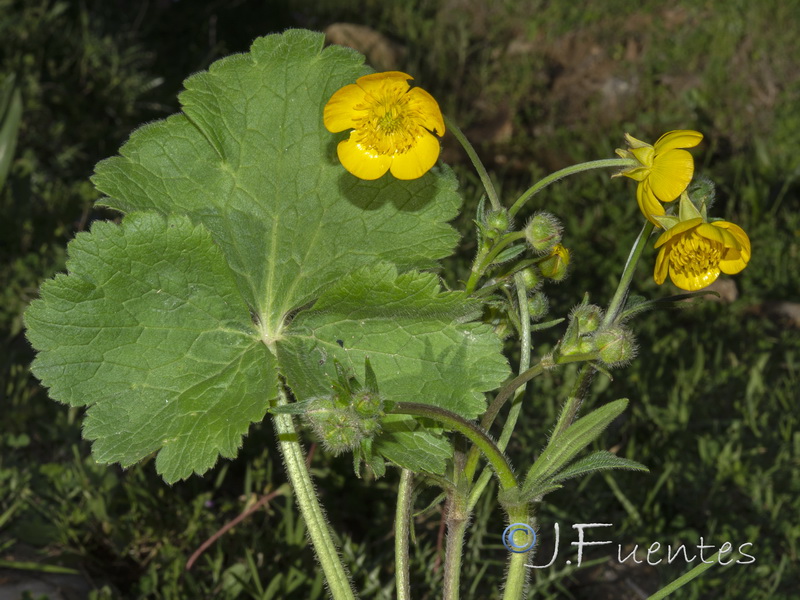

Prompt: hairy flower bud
xmin=593 ymin=327 xmax=637 ymax=367
xmin=539 ymin=244 xmax=570 ymax=282
xmin=304 ymin=391 xmax=385 ymax=455
xmin=525 ymin=212 xmax=562 ymax=254
xmin=527 ymin=292 xmax=549 ymax=321
xmin=570 ymin=304 xmax=604 ymax=335
xmin=487 ymin=208 xmax=510 ymax=232
xmin=518 ymin=267 xmax=541 ymax=291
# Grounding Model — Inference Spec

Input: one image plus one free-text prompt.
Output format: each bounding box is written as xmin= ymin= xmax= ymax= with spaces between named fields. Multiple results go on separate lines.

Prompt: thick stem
xmin=508 ymin=157 xmax=637 ymax=218
xmin=501 ymin=505 xmax=531 ymax=600
xmin=395 ymin=469 xmax=414 ymax=600
xmin=442 ymin=491 xmax=469 ymax=600
xmin=445 ymin=115 xmax=502 ymax=212
xmin=272 ymin=387 xmax=356 ymax=600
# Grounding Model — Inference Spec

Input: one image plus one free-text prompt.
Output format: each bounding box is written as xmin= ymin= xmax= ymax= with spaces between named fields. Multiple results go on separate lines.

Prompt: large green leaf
xmin=25 ymin=30 xmax=510 ymax=482
xmin=279 ymin=263 xmax=509 ymax=419
xmin=25 ymin=213 xmax=275 ymax=483
xmin=91 ymin=29 xmax=462 ymax=333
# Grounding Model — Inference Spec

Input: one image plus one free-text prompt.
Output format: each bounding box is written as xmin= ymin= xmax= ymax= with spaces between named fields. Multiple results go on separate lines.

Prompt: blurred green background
xmin=1 ymin=1 xmax=798 ymax=598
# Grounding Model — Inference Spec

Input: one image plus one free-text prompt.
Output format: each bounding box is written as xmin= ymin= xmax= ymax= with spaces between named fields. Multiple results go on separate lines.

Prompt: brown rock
xmin=324 ymin=23 xmax=406 ymax=72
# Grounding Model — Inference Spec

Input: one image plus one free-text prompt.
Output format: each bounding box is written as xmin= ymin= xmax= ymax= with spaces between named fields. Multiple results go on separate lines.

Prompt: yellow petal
xmin=337 ymin=137 xmax=391 ymax=180
xmin=713 ymin=221 xmax=751 ymax=263
xmin=406 ymin=87 xmax=445 ymax=135
xmin=715 ymin=222 xmax=751 ymax=274
xmin=653 ymin=217 xmax=703 ymax=248
xmin=695 ymin=222 xmax=736 ymax=247
xmin=323 ymin=83 xmax=368 ymax=132
xmin=390 ymin=131 xmax=440 ymax=180
xmin=355 ymin=71 xmax=412 ymax=97
xmin=636 ymin=180 xmax=666 ymax=226
xmin=719 ymin=253 xmax=748 ymax=275
xmin=653 ymin=247 xmax=670 ymax=285
xmin=653 ymin=130 xmax=703 ymax=153
xmin=670 ymin=265 xmax=720 ymax=291
xmin=649 ymin=148 xmax=694 ymax=202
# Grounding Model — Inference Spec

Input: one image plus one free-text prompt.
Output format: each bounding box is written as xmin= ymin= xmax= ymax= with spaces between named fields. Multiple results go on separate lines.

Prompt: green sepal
xmin=678 ymin=191 xmax=703 ymax=222
xmin=653 ymin=215 xmax=680 ymax=230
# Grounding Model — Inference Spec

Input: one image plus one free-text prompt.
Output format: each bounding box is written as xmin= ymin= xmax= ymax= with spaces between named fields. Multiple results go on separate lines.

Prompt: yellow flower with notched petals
xmin=615 ymin=130 xmax=703 ymax=226
xmin=323 ymin=71 xmax=445 ymax=180
xmin=653 ymin=217 xmax=751 ymax=291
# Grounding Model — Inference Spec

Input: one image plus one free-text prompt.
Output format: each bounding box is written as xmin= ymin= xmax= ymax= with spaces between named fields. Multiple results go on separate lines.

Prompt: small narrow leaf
xmin=522 ymin=398 xmax=628 ymax=496
xmin=550 ymin=450 xmax=649 ymax=483
xmin=491 ymin=244 xmax=527 ymax=265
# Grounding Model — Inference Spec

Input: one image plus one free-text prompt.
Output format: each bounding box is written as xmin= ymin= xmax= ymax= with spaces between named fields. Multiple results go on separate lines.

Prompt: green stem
xmin=508 ymin=158 xmax=636 ymax=218
xmin=550 ymin=363 xmax=595 ymax=442
xmin=272 ymin=387 xmax=356 ymax=600
xmin=602 ymin=220 xmax=655 ymax=328
xmin=502 ymin=505 xmax=531 ymax=600
xmin=395 ymin=469 xmax=414 ymax=600
xmin=445 ymin=115 xmax=502 ymax=212
xmin=391 ymin=402 xmax=518 ymax=492
xmin=442 ymin=491 xmax=469 ymax=600
xmin=465 ymin=275 xmax=533 ymax=557
xmin=465 ymin=231 xmax=527 ymax=293
xmin=551 ymin=219 xmax=653 ymax=445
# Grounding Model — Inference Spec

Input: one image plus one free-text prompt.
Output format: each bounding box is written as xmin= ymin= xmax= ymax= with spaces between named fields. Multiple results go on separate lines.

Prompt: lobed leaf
xmin=91 ymin=30 xmax=462 ymax=333
xmin=25 ymin=213 xmax=276 ymax=483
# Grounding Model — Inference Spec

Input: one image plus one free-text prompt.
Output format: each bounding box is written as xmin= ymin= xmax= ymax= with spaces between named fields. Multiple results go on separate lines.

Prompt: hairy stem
xmin=508 ymin=157 xmax=636 ymax=218
xmin=395 ymin=469 xmax=414 ymax=600
xmin=272 ymin=387 xmax=356 ymax=600
xmin=391 ymin=402 xmax=518 ymax=492
xmin=445 ymin=115 xmax=502 ymax=212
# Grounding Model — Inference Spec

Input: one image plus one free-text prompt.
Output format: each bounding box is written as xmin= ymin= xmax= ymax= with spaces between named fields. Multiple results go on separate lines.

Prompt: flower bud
xmin=518 ymin=267 xmax=541 ymax=291
xmin=687 ymin=176 xmax=715 ymax=213
xmin=487 ymin=209 xmax=510 ymax=232
xmin=539 ymin=244 xmax=570 ymax=282
xmin=303 ymin=384 xmax=385 ymax=455
xmin=570 ymin=304 xmax=604 ymax=335
xmin=593 ymin=327 xmax=637 ymax=367
xmin=527 ymin=292 xmax=549 ymax=321
xmin=525 ymin=212 xmax=562 ymax=254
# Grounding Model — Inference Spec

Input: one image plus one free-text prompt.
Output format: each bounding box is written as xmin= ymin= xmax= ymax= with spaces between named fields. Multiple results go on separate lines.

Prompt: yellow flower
xmin=653 ymin=217 xmax=751 ymax=291
xmin=615 ymin=130 xmax=703 ymax=226
xmin=539 ymin=243 xmax=570 ymax=281
xmin=323 ymin=71 xmax=445 ymax=180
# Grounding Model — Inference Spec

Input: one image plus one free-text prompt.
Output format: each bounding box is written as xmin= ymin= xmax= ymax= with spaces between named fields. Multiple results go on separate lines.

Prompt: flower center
xmin=353 ymin=85 xmax=423 ymax=156
xmin=670 ymin=230 xmax=723 ymax=277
